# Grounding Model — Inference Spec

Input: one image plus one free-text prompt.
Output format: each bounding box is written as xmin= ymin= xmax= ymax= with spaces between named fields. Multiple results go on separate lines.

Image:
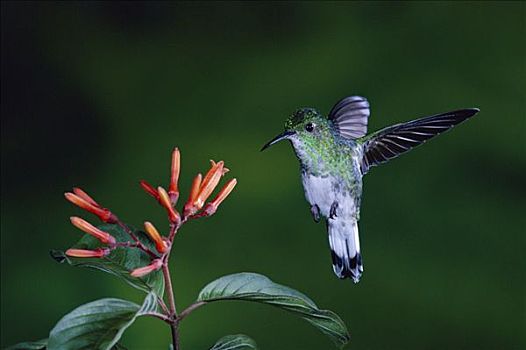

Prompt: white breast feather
xmin=302 ymin=174 xmax=333 ymax=217
xmin=301 ymin=173 xmax=357 ymax=218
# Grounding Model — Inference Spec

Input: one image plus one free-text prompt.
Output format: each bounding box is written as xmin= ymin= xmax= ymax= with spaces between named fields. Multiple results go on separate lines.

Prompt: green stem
xmin=178 ymin=301 xmax=205 ymax=321
xmin=162 ymin=263 xmax=177 ymax=316
xmin=170 ymin=322 xmax=180 ymax=350
xmin=161 ymin=211 xmax=185 ymax=349
xmin=143 ymin=311 xmax=172 ymax=323
xmin=162 ymin=260 xmax=178 ymax=349
xmin=115 ymin=219 xmax=159 ymax=258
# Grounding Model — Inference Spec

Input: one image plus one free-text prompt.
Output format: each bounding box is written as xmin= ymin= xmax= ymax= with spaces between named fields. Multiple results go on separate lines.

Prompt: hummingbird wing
xmin=328 ymin=96 xmax=370 ymax=139
xmin=360 ymin=108 xmax=479 ymax=174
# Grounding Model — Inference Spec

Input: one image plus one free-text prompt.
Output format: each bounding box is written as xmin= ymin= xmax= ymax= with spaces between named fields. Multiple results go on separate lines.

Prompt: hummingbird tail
xmin=328 ymin=218 xmax=363 ymax=283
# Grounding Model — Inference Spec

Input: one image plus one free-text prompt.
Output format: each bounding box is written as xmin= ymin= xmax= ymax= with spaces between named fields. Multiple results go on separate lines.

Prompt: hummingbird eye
xmin=305 ymin=123 xmax=315 ymax=132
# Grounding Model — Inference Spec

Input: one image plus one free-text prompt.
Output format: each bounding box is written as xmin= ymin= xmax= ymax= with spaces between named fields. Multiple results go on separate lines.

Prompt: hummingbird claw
xmin=330 ymin=202 xmax=339 ymax=219
xmin=310 ymin=204 xmax=320 ymax=223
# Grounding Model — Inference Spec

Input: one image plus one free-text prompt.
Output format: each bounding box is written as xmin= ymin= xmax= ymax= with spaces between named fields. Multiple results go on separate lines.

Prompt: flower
xmin=63 ymin=148 xmax=237 ymax=273
xmin=72 ymin=187 xmax=98 ymax=206
xmin=200 ymin=178 xmax=237 ymax=217
xmin=196 ymin=160 xmax=225 ymax=208
xmin=183 ymin=173 xmax=202 ymax=217
xmin=140 ymin=180 xmax=160 ymax=201
xmin=169 ymin=147 xmax=180 ymax=205
xmin=70 ymin=217 xmax=116 ymax=245
xmin=65 ymin=188 xmax=116 ymax=223
xmin=183 ymin=160 xmax=231 ymax=217
xmin=157 ymin=186 xmax=181 ymax=224
xmin=144 ymin=221 xmax=168 ymax=254
xmin=65 ymin=248 xmax=110 ymax=258
xmin=130 ymin=258 xmax=163 ymax=277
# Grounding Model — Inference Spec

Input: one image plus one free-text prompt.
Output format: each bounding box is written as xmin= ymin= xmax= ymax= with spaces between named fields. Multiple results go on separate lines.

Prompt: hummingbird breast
xmin=301 ymin=169 xmax=361 ymax=219
xmin=291 ymin=134 xmax=364 ymax=218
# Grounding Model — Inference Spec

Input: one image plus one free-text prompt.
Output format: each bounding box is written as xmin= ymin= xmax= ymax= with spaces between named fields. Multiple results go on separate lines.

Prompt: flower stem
xmin=156 ymin=296 xmax=170 ymax=315
xmin=115 ymin=219 xmax=158 ymax=258
xmin=142 ymin=311 xmax=172 ymax=323
xmin=159 ymin=203 xmax=189 ymax=349
xmin=162 ymin=262 xmax=179 ymax=349
xmin=170 ymin=322 xmax=180 ymax=350
xmin=162 ymin=263 xmax=177 ymax=317
xmin=178 ymin=301 xmax=205 ymax=321
xmin=169 ymin=220 xmax=184 ymax=242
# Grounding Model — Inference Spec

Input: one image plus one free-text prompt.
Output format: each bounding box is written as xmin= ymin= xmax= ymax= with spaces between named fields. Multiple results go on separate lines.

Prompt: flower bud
xmin=70 ymin=217 xmax=117 ymax=245
xmin=183 ymin=173 xmax=202 ymax=217
xmin=72 ymin=187 xmax=99 ymax=207
xmin=144 ymin=221 xmax=168 ymax=254
xmin=169 ymin=147 xmax=180 ymax=205
xmin=201 ymin=178 xmax=237 ymax=217
xmin=140 ymin=180 xmax=160 ymax=201
xmin=130 ymin=259 xmax=163 ymax=277
xmin=66 ymin=248 xmax=110 ymax=258
xmin=65 ymin=190 xmax=115 ymax=223
xmin=195 ymin=160 xmax=224 ymax=209
xmin=157 ymin=186 xmax=181 ymax=224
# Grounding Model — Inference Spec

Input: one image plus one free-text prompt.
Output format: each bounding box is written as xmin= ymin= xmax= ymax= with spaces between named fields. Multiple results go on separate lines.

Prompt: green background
xmin=1 ymin=1 xmax=525 ymax=349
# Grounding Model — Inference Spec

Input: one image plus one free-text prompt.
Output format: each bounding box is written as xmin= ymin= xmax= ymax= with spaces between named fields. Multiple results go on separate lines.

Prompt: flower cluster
xmin=64 ymin=147 xmax=236 ymax=277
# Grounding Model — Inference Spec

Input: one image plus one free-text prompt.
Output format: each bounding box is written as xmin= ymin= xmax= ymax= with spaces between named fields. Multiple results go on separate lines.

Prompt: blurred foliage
xmin=1 ymin=1 xmax=525 ymax=349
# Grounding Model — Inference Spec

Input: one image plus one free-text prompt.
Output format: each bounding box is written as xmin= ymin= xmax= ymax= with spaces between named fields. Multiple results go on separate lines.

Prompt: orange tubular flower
xmin=140 ymin=180 xmax=160 ymax=201
xmin=169 ymin=147 xmax=180 ymax=205
xmin=72 ymin=187 xmax=99 ymax=206
xmin=210 ymin=160 xmax=229 ymax=175
xmin=70 ymin=217 xmax=116 ymax=245
xmin=157 ymin=186 xmax=181 ymax=224
xmin=130 ymin=258 xmax=163 ymax=278
xmin=66 ymin=248 xmax=110 ymax=258
xmin=65 ymin=189 xmax=116 ymax=223
xmin=183 ymin=173 xmax=202 ymax=218
xmin=201 ymin=178 xmax=237 ymax=217
xmin=195 ymin=160 xmax=224 ymax=209
xmin=144 ymin=221 xmax=168 ymax=254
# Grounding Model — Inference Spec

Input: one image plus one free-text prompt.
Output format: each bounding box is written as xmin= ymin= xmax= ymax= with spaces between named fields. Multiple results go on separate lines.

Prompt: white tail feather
xmin=328 ymin=217 xmax=363 ymax=283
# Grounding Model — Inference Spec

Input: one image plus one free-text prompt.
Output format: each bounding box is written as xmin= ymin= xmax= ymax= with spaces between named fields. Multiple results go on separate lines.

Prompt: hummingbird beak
xmin=260 ymin=131 xmax=295 ymax=151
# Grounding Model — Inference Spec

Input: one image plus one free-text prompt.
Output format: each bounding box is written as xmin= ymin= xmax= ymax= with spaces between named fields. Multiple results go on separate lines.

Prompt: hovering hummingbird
xmin=261 ymin=96 xmax=478 ymax=283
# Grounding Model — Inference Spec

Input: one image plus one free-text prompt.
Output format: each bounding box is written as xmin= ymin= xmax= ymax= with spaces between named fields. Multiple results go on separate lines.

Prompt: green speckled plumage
xmin=284 ymin=108 xmax=362 ymax=190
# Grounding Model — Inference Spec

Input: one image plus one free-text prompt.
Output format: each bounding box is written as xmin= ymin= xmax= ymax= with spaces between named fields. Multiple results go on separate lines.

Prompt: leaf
xmin=209 ymin=334 xmax=257 ymax=350
xmin=197 ymin=273 xmax=350 ymax=348
xmin=5 ymin=339 xmax=47 ymax=350
xmin=51 ymin=224 xmax=164 ymax=297
xmin=47 ymin=292 xmax=157 ymax=350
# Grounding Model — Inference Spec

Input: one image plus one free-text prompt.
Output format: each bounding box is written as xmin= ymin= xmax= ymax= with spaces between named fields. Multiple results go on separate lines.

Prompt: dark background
xmin=1 ymin=1 xmax=525 ymax=349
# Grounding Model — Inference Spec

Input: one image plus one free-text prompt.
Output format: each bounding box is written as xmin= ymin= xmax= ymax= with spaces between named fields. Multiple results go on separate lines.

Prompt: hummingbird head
xmin=261 ymin=108 xmax=333 ymax=151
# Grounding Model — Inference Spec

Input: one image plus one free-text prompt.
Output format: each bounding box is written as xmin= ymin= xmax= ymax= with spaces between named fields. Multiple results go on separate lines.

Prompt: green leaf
xmin=209 ymin=334 xmax=257 ymax=350
xmin=5 ymin=339 xmax=47 ymax=350
xmin=48 ymin=292 xmax=157 ymax=350
xmin=51 ymin=224 xmax=164 ymax=297
xmin=197 ymin=273 xmax=350 ymax=348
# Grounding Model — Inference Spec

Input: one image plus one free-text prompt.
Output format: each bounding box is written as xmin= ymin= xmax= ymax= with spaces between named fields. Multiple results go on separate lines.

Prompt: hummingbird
xmin=261 ymin=96 xmax=478 ymax=283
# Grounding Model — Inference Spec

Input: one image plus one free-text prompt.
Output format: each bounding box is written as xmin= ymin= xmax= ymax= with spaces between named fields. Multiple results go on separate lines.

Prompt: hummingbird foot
xmin=329 ymin=201 xmax=339 ymax=219
xmin=310 ymin=204 xmax=320 ymax=223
